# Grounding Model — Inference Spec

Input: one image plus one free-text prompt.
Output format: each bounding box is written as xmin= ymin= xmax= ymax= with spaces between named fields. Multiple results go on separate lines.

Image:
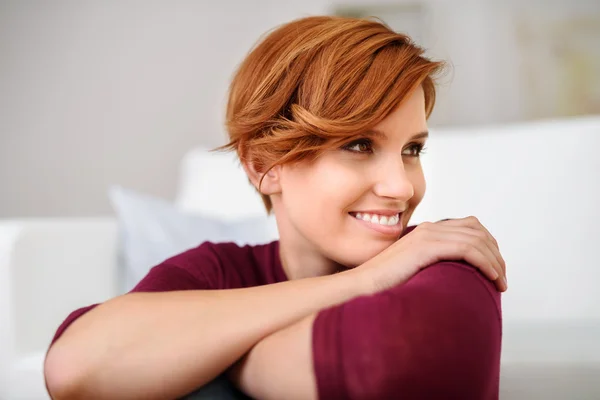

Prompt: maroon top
xmin=49 ymin=231 xmax=502 ymax=399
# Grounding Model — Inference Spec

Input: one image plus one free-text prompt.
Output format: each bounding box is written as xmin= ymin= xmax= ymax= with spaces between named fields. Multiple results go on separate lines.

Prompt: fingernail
xmin=503 ymin=277 xmax=508 ymax=290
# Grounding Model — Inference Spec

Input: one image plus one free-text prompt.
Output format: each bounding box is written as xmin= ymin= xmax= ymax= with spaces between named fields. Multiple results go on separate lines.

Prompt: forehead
xmin=372 ymin=87 xmax=427 ymax=139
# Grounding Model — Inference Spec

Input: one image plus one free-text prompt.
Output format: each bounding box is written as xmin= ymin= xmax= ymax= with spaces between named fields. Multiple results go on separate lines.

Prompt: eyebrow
xmin=367 ymin=129 xmax=429 ymax=141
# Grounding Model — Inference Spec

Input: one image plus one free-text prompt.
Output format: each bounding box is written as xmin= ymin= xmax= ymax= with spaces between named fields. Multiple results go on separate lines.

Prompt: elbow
xmin=44 ymin=343 xmax=86 ymax=400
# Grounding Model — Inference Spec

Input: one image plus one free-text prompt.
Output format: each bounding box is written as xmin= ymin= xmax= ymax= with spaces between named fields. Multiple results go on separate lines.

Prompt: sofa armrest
xmin=0 ymin=217 xmax=118 ymax=398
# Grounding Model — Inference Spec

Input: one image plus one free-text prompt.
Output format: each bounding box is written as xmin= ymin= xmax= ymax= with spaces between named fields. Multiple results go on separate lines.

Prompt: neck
xmin=278 ymin=237 xmax=343 ymax=280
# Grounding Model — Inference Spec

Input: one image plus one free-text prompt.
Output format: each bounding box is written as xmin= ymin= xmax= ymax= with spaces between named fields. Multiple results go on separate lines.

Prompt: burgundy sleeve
xmin=312 ymin=261 xmax=502 ymax=400
xmin=49 ymin=264 xmax=209 ymax=346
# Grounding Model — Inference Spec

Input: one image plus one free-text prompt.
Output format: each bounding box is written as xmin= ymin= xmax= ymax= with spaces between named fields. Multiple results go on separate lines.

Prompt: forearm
xmin=44 ymin=269 xmax=366 ymax=400
xmin=232 ymin=261 xmax=502 ymax=400
xmin=228 ymin=313 xmax=318 ymax=400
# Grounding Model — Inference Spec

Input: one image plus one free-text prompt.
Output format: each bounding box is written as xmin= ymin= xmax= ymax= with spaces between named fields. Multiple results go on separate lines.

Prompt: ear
xmin=242 ymin=160 xmax=282 ymax=195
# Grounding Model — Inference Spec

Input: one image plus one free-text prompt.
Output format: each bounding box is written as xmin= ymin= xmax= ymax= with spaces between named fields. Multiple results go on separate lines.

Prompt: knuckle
xmin=467 ymin=215 xmax=480 ymax=224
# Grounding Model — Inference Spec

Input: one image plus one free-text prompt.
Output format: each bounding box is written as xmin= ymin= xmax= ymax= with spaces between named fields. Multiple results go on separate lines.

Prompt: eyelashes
xmin=341 ymin=138 xmax=426 ymax=157
xmin=405 ymin=142 xmax=427 ymax=157
xmin=342 ymin=138 xmax=373 ymax=153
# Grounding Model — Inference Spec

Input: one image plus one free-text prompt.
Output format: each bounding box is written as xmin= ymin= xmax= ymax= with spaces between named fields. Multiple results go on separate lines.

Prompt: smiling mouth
xmin=348 ymin=212 xmax=402 ymax=227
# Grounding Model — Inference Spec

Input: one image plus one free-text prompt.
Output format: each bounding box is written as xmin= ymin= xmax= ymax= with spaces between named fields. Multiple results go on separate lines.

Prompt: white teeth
xmin=352 ymin=212 xmax=400 ymax=226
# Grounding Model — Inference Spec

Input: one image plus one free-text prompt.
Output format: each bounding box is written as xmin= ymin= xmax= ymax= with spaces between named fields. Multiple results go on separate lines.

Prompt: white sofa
xmin=1 ymin=116 xmax=599 ymax=399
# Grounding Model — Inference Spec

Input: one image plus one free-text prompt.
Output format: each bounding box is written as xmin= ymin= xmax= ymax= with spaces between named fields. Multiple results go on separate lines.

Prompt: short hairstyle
xmin=219 ymin=15 xmax=445 ymax=213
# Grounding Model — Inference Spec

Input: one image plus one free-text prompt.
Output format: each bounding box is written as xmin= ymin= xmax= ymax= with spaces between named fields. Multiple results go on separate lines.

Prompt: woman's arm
xmin=44 ymin=267 xmax=367 ymax=400
xmin=229 ymin=261 xmax=502 ymax=400
xmin=227 ymin=313 xmax=318 ymax=400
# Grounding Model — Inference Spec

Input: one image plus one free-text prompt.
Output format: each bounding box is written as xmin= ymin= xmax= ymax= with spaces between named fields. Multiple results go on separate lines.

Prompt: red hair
xmin=218 ymin=15 xmax=445 ymax=213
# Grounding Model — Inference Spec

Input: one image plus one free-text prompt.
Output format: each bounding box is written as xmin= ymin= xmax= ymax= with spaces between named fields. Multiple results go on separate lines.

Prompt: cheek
xmin=318 ymin=162 xmax=371 ymax=215
xmin=283 ymin=162 xmax=363 ymax=219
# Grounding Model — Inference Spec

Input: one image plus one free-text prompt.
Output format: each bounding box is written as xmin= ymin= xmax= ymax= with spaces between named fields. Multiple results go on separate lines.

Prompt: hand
xmin=355 ymin=216 xmax=507 ymax=294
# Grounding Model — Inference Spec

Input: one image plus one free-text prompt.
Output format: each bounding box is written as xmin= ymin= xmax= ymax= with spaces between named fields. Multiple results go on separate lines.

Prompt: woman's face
xmin=273 ymin=86 xmax=428 ymax=270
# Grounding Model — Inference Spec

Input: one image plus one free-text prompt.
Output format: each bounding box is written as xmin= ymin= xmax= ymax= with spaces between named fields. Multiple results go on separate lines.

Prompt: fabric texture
xmin=312 ymin=260 xmax=502 ymax=400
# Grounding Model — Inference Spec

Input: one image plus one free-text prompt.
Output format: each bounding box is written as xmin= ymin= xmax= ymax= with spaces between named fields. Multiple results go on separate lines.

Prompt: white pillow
xmin=108 ymin=186 xmax=279 ymax=293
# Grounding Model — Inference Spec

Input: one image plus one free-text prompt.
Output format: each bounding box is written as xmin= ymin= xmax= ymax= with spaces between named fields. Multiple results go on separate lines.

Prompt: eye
xmin=342 ymin=138 xmax=373 ymax=154
xmin=402 ymin=142 xmax=426 ymax=157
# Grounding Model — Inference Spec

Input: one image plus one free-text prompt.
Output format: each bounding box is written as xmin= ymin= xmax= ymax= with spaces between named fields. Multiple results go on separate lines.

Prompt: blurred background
xmin=1 ymin=1 xmax=600 ymax=399
xmin=1 ymin=0 xmax=599 ymax=217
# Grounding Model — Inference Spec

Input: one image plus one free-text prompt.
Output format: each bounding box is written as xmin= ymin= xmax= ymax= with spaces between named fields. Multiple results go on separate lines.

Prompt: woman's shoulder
xmin=207 ymin=240 xmax=285 ymax=286
xmin=158 ymin=240 xmax=283 ymax=289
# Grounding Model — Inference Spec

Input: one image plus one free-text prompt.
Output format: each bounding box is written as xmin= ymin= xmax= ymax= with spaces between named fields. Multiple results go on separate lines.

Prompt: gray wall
xmin=0 ymin=0 xmax=323 ymax=217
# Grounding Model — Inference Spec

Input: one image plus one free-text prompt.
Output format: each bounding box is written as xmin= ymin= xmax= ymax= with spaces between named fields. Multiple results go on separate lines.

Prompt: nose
xmin=372 ymin=157 xmax=414 ymax=201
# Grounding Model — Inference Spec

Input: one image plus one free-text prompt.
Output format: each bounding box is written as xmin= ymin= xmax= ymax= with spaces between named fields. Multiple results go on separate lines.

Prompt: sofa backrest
xmin=414 ymin=116 xmax=600 ymax=321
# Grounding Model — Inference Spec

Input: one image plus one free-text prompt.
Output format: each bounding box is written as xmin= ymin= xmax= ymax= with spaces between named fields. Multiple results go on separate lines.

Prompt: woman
xmin=44 ymin=15 xmax=506 ymax=400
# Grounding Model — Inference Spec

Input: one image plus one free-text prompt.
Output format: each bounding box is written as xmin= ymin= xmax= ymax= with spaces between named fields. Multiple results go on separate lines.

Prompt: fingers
xmin=450 ymin=242 xmax=505 ymax=292
xmin=439 ymin=225 xmax=502 ymax=271
xmin=438 ymin=217 xmax=506 ymax=276
xmin=432 ymin=219 xmax=507 ymax=292
xmin=440 ymin=217 xmax=499 ymax=250
xmin=435 ymin=227 xmax=507 ymax=292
